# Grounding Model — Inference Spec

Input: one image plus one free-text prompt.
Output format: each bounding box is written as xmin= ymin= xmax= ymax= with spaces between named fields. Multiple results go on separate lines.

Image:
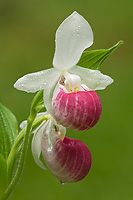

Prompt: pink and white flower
xmin=20 ymin=113 xmax=92 ymax=183
xmin=52 ymin=84 xmax=102 ymax=131
xmin=16 ymin=12 xmax=114 ymax=183
xmin=14 ymin=11 xmax=113 ymax=130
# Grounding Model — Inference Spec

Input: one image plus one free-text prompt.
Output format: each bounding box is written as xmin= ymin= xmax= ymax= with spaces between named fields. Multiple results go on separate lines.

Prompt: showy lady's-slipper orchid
xmin=14 ymin=11 xmax=113 ymax=130
xmin=20 ymin=113 xmax=92 ymax=183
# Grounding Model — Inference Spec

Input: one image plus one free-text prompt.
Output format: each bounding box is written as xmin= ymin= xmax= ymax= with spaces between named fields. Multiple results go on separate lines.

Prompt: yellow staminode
xmin=54 ymin=125 xmax=65 ymax=141
xmin=69 ymin=85 xmax=80 ymax=93
xmin=59 ymin=132 xmax=65 ymax=141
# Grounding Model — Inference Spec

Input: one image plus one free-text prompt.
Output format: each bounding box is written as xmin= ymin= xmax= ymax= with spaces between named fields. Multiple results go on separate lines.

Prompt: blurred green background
xmin=0 ymin=0 xmax=133 ymax=199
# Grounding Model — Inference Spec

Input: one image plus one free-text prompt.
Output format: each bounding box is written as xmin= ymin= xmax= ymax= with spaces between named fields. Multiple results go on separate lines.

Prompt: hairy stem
xmin=4 ymin=112 xmax=35 ymax=200
xmin=4 ymin=113 xmax=50 ymax=199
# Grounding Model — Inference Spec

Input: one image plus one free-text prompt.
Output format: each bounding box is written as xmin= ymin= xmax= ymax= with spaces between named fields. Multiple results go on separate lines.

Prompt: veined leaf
xmin=0 ymin=154 xmax=7 ymax=197
xmin=77 ymin=40 xmax=123 ymax=70
xmin=0 ymin=104 xmax=18 ymax=160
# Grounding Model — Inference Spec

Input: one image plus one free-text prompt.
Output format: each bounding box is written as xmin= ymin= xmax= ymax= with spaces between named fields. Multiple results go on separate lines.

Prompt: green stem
xmin=4 ymin=113 xmax=50 ymax=200
xmin=4 ymin=113 xmax=35 ymax=200
xmin=7 ymin=115 xmax=50 ymax=186
xmin=6 ymin=128 xmax=25 ymax=185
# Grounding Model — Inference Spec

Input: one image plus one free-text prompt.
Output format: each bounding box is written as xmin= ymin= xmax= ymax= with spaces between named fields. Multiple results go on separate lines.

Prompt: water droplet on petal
xmin=60 ymin=181 xmax=65 ymax=185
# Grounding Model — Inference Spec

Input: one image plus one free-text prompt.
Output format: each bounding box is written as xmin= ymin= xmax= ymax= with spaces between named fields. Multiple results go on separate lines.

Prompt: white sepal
xmin=20 ymin=120 xmax=27 ymax=130
xmin=43 ymin=74 xmax=60 ymax=116
xmin=31 ymin=121 xmax=48 ymax=170
xmin=53 ymin=11 xmax=93 ymax=70
xmin=20 ymin=113 xmax=48 ymax=170
xmin=14 ymin=68 xmax=60 ymax=93
xmin=69 ymin=66 xmax=114 ymax=90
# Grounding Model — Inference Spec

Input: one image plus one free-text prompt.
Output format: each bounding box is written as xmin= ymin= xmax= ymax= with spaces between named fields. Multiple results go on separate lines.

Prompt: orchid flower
xmin=14 ymin=11 xmax=113 ymax=130
xmin=20 ymin=113 xmax=92 ymax=183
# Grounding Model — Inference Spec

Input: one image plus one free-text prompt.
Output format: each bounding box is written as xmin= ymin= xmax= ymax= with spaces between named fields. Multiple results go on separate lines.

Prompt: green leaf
xmin=77 ymin=40 xmax=123 ymax=70
xmin=0 ymin=154 xmax=7 ymax=198
xmin=0 ymin=104 xmax=18 ymax=160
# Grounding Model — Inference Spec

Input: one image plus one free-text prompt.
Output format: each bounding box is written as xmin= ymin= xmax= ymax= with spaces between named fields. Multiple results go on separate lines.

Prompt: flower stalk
xmin=3 ymin=90 xmax=49 ymax=200
xmin=3 ymin=115 xmax=33 ymax=200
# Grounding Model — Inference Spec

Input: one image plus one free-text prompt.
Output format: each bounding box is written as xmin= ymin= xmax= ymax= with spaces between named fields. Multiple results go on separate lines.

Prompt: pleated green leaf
xmin=77 ymin=40 xmax=123 ymax=70
xmin=0 ymin=103 xmax=18 ymax=160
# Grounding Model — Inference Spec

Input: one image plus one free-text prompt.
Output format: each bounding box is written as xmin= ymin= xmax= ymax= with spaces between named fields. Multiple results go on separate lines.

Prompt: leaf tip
xmin=116 ymin=40 xmax=124 ymax=47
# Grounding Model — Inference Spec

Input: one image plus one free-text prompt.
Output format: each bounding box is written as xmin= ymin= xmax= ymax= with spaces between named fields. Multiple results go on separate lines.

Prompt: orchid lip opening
xmin=53 ymin=124 xmax=65 ymax=141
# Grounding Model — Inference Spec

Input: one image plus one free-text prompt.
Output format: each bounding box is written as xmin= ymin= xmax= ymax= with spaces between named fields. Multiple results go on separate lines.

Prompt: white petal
xmin=44 ymin=74 xmax=60 ymax=116
xmin=20 ymin=120 xmax=27 ymax=130
xmin=69 ymin=66 xmax=114 ymax=90
xmin=53 ymin=11 xmax=93 ymax=70
xmin=14 ymin=68 xmax=60 ymax=93
xmin=31 ymin=121 xmax=48 ymax=170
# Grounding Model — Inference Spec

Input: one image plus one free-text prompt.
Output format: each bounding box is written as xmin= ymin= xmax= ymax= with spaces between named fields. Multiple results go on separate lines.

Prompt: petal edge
xmin=53 ymin=11 xmax=93 ymax=70
xmin=14 ymin=68 xmax=60 ymax=93
xmin=31 ymin=121 xmax=48 ymax=170
xmin=69 ymin=66 xmax=114 ymax=90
